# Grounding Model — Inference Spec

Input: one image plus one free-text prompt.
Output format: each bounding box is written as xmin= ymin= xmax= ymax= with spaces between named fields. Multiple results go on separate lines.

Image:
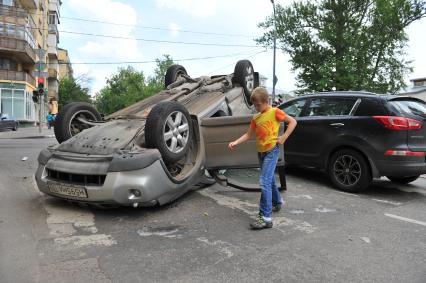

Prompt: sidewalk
xmin=0 ymin=126 xmax=55 ymax=139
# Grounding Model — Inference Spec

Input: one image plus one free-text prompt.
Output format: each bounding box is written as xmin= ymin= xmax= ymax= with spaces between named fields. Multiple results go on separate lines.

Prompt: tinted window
xmin=279 ymin=99 xmax=306 ymax=117
xmin=307 ymin=98 xmax=357 ymax=116
xmin=354 ymin=98 xmax=387 ymax=116
xmin=389 ymin=100 xmax=426 ymax=118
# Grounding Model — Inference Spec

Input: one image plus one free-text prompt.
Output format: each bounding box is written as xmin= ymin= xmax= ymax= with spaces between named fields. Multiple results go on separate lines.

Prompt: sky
xmin=59 ymin=0 xmax=426 ymax=96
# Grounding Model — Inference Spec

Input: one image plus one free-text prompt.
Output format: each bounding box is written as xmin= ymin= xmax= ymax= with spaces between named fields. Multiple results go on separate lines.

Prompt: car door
xmin=200 ymin=115 xmax=285 ymax=170
xmin=289 ymin=96 xmax=359 ymax=167
xmin=277 ymin=97 xmax=309 ymax=164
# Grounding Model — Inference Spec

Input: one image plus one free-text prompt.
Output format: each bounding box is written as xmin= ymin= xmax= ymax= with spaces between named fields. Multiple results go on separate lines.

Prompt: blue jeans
xmin=258 ymin=145 xmax=282 ymax=219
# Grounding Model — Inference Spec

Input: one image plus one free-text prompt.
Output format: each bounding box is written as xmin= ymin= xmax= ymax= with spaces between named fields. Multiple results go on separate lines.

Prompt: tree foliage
xmin=95 ymin=55 xmax=175 ymax=115
xmin=58 ymin=75 xmax=92 ymax=108
xmin=257 ymin=0 xmax=426 ymax=94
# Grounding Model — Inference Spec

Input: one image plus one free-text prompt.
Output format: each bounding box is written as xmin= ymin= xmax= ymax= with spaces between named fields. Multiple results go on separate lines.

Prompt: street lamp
xmin=271 ymin=0 xmax=277 ymax=103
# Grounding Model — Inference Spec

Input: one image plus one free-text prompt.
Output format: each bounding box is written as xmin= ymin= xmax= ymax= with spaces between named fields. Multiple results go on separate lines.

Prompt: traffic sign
xmin=32 ymin=71 xmax=48 ymax=77
xmin=35 ymin=61 xmax=47 ymax=71
xmin=35 ymin=49 xmax=46 ymax=58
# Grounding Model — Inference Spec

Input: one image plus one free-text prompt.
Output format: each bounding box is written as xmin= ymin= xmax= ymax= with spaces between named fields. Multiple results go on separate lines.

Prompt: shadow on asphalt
xmin=284 ymin=165 xmax=425 ymax=200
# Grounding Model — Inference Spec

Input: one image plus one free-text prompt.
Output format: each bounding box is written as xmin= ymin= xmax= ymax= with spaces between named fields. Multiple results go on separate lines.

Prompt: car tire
xmin=145 ymin=101 xmax=192 ymax=164
xmin=12 ymin=123 xmax=17 ymax=131
xmin=328 ymin=149 xmax=371 ymax=192
xmin=233 ymin=60 xmax=255 ymax=102
xmin=54 ymin=102 xmax=102 ymax=143
xmin=165 ymin=65 xmax=188 ymax=88
xmin=387 ymin=175 xmax=420 ymax=184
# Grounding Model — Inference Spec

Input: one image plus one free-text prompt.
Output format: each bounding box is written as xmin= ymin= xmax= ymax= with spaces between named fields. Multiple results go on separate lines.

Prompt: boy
xmin=228 ymin=87 xmax=297 ymax=229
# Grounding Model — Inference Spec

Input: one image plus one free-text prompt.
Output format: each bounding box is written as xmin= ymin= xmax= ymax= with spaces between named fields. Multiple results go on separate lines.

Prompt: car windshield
xmin=389 ymin=100 xmax=426 ymax=118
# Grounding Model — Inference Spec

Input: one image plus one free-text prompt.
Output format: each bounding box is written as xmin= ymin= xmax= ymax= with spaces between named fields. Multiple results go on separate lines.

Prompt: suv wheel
xmin=387 ymin=175 xmax=420 ymax=184
xmin=328 ymin=149 xmax=371 ymax=192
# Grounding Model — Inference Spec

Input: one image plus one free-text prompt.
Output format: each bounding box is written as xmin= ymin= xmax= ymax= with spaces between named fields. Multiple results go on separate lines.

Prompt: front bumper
xmin=35 ymin=149 xmax=203 ymax=206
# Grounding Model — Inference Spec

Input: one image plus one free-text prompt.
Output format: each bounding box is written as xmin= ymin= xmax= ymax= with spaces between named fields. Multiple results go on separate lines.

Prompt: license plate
xmin=48 ymin=182 xmax=88 ymax=198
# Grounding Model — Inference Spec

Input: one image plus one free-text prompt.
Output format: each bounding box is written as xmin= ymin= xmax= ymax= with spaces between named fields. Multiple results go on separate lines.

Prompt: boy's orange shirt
xmin=250 ymin=107 xmax=286 ymax=152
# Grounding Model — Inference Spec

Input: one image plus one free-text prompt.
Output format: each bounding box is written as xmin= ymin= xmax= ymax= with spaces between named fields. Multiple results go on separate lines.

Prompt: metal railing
xmin=0 ymin=70 xmax=36 ymax=86
xmin=0 ymin=4 xmax=28 ymax=18
xmin=0 ymin=37 xmax=36 ymax=62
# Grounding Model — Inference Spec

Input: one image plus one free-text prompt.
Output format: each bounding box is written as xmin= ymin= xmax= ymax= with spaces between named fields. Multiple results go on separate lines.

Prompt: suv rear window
xmin=389 ymin=100 xmax=426 ymax=118
xmin=307 ymin=98 xmax=357 ymax=116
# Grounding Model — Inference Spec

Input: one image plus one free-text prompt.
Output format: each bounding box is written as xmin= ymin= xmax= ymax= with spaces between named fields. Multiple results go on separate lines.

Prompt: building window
xmin=0 ymin=0 xmax=15 ymax=6
xmin=0 ymin=88 xmax=33 ymax=120
xmin=414 ymin=81 xmax=425 ymax=87
xmin=49 ymin=13 xmax=58 ymax=25
xmin=0 ymin=58 xmax=18 ymax=71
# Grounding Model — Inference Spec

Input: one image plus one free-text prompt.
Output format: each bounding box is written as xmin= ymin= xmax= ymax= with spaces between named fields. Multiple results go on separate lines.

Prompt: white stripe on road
xmin=372 ymin=199 xmax=402 ymax=206
xmin=385 ymin=214 xmax=426 ymax=227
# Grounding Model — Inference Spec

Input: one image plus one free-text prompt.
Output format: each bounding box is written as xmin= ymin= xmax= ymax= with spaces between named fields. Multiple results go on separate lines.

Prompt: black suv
xmin=278 ymin=92 xmax=426 ymax=192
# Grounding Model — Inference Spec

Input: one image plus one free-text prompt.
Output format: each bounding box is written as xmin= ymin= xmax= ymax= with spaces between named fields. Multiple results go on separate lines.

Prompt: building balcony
xmin=48 ymin=68 xmax=58 ymax=79
xmin=20 ymin=0 xmax=37 ymax=10
xmin=0 ymin=36 xmax=36 ymax=63
xmin=0 ymin=4 xmax=28 ymax=18
xmin=48 ymin=24 xmax=58 ymax=34
xmin=0 ymin=70 xmax=36 ymax=87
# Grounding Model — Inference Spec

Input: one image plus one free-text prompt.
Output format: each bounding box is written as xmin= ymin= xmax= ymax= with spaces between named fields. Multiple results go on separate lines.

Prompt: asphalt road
xmin=0 ymin=127 xmax=425 ymax=283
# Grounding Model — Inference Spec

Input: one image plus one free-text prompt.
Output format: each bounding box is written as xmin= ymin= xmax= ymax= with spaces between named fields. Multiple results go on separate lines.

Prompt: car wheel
xmin=145 ymin=101 xmax=192 ymax=164
xmin=165 ymin=65 xmax=188 ymax=88
xmin=12 ymin=123 xmax=18 ymax=131
xmin=387 ymin=175 xmax=420 ymax=184
xmin=328 ymin=149 xmax=371 ymax=192
xmin=54 ymin=102 xmax=102 ymax=143
xmin=233 ymin=60 xmax=255 ymax=101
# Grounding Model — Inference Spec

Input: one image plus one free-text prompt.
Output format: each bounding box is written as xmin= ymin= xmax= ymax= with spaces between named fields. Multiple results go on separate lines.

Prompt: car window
xmin=389 ymin=100 xmax=426 ymax=118
xmin=279 ymin=99 xmax=306 ymax=117
xmin=307 ymin=98 xmax=357 ymax=117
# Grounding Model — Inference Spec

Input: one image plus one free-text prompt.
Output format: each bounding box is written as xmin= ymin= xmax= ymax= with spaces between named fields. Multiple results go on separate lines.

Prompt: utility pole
xmin=271 ymin=0 xmax=277 ymax=103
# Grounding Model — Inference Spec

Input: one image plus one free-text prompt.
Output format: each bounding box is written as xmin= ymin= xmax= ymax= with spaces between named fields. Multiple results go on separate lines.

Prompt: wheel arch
xmin=325 ymin=144 xmax=380 ymax=178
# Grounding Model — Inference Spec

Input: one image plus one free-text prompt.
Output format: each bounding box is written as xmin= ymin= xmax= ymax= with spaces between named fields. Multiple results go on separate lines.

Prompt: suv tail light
xmin=385 ymin=150 xmax=426 ymax=157
xmin=373 ymin=116 xmax=423 ymax=130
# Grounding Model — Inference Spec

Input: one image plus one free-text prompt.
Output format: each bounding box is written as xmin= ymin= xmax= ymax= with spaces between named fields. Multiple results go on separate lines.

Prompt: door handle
xmin=330 ymin=123 xmax=345 ymax=127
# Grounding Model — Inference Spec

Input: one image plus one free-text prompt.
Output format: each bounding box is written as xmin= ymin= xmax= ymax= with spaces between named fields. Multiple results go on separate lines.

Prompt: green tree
xmin=58 ymin=75 xmax=91 ymax=108
xmin=257 ymin=0 xmax=426 ymax=94
xmin=94 ymin=55 xmax=175 ymax=115
xmin=94 ymin=66 xmax=147 ymax=115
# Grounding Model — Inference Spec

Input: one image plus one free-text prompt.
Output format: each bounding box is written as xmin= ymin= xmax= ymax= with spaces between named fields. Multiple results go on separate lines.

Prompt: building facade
xmin=0 ymin=0 xmax=62 ymax=122
xmin=58 ymin=47 xmax=72 ymax=79
xmin=399 ymin=78 xmax=426 ymax=102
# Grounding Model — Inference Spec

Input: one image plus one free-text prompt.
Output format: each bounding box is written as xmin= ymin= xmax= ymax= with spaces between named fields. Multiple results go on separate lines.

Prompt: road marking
xmin=372 ymin=199 xmax=402 ymax=206
xmin=360 ymin=237 xmax=371 ymax=243
xmin=137 ymin=227 xmax=183 ymax=239
xmin=315 ymin=207 xmax=336 ymax=213
xmin=288 ymin=195 xmax=313 ymax=200
xmin=385 ymin=214 xmax=426 ymax=227
xmin=336 ymin=191 xmax=360 ymax=197
xmin=199 ymin=187 xmax=317 ymax=234
xmin=54 ymin=234 xmax=117 ymax=249
xmin=42 ymin=200 xmax=117 ymax=248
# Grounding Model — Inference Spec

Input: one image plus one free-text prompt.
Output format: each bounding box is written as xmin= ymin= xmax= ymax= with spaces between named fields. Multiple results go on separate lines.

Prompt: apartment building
xmin=0 ymin=0 xmax=62 ymax=122
xmin=58 ymin=47 xmax=72 ymax=79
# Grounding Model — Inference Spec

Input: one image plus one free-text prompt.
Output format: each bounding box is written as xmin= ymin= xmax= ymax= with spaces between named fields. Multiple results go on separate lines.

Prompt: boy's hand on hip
xmin=277 ymin=136 xmax=286 ymax=144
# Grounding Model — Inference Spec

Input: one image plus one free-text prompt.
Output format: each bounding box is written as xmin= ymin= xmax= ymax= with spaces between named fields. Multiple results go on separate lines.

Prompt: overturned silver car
xmin=35 ymin=60 xmax=285 ymax=207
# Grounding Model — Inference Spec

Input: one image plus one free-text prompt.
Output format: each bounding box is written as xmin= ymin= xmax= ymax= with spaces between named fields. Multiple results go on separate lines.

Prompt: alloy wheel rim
xmin=69 ymin=110 xmax=98 ymax=137
xmin=333 ymin=154 xmax=361 ymax=186
xmin=163 ymin=111 xmax=189 ymax=154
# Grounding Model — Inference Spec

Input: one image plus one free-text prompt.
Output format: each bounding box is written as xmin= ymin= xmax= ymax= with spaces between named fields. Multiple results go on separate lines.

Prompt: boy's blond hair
xmin=250 ymin=87 xmax=269 ymax=104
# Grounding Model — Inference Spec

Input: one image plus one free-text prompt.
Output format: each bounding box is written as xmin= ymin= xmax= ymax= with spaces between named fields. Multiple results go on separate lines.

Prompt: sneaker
xmin=272 ymin=203 xmax=281 ymax=212
xmin=250 ymin=215 xmax=273 ymax=230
